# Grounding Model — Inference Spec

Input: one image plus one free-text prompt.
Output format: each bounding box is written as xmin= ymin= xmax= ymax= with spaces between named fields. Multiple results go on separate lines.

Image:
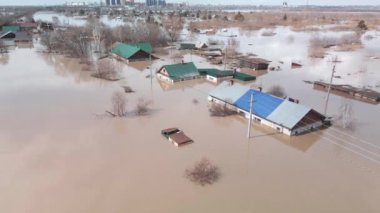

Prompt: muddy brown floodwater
xmin=1 ymin=28 xmax=380 ymax=213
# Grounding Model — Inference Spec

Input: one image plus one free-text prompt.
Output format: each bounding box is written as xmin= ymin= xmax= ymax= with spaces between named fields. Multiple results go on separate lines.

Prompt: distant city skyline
xmin=1 ymin=0 xmax=380 ymax=6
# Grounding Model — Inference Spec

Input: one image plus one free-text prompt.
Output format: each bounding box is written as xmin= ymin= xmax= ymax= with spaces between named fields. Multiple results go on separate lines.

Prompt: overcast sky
xmin=1 ymin=0 xmax=379 ymax=6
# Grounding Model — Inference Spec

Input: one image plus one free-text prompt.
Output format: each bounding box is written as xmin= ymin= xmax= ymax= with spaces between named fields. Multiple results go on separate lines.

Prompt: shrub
xmin=209 ymin=103 xmax=237 ymax=117
xmin=185 ymin=158 xmax=220 ymax=186
xmin=136 ymin=98 xmax=152 ymax=115
xmin=357 ymin=20 xmax=368 ymax=31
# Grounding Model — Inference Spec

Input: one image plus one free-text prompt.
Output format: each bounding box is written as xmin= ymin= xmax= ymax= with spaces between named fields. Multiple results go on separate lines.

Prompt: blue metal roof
xmin=266 ymin=101 xmax=311 ymax=129
xmin=234 ymin=89 xmax=284 ymax=118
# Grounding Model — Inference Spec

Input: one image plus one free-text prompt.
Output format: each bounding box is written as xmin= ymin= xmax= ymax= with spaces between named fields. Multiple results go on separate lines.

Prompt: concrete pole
xmin=247 ymin=92 xmax=254 ymax=138
xmin=324 ymin=56 xmax=337 ymax=116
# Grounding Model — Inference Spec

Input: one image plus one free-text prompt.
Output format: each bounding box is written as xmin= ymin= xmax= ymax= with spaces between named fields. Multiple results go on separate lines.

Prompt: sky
xmin=0 ymin=0 xmax=379 ymax=6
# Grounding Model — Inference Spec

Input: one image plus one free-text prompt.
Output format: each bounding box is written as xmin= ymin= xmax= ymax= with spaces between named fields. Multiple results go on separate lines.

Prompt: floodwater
xmin=1 ymin=24 xmax=380 ymax=212
xmin=33 ymin=11 xmax=125 ymax=27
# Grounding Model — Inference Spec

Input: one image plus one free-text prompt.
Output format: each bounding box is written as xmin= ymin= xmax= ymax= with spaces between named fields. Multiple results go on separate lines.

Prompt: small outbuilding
xmin=199 ymin=68 xmax=256 ymax=83
xmin=161 ymin=128 xmax=193 ymax=147
xmin=196 ymin=41 xmax=208 ymax=49
xmin=240 ymin=58 xmax=271 ymax=70
xmin=177 ymin=43 xmax=196 ymax=50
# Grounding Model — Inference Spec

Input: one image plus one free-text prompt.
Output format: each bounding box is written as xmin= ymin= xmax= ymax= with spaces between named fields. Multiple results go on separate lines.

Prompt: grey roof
xmin=266 ymin=101 xmax=311 ymax=130
xmin=209 ymin=81 xmax=250 ymax=103
xmin=15 ymin=32 xmax=32 ymax=41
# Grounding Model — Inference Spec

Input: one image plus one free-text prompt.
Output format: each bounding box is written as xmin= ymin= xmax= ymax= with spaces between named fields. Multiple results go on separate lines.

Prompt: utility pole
xmin=247 ymin=92 xmax=254 ymax=138
xmin=224 ymin=45 xmax=228 ymax=70
xmin=324 ymin=56 xmax=338 ymax=116
xmin=149 ymin=53 xmax=154 ymax=89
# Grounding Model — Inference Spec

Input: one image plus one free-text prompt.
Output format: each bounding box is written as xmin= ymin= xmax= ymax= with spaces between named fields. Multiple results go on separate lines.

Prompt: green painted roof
xmin=111 ymin=42 xmax=152 ymax=59
xmin=162 ymin=62 xmax=199 ymax=80
xmin=2 ymin=25 xmax=20 ymax=32
xmin=198 ymin=68 xmax=234 ymax=77
xmin=198 ymin=68 xmax=256 ymax=81
xmin=233 ymin=72 xmax=256 ymax=81
xmin=177 ymin=43 xmax=196 ymax=50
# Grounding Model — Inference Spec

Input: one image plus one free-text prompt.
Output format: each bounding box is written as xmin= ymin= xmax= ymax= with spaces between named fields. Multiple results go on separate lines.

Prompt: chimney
xmin=258 ymin=87 xmax=262 ymax=92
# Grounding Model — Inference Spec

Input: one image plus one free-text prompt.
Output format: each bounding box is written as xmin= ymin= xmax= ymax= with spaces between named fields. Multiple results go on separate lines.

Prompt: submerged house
xmin=198 ymin=68 xmax=256 ymax=83
xmin=176 ymin=43 xmax=196 ymax=50
xmin=111 ymin=42 xmax=154 ymax=63
xmin=208 ymin=81 xmax=326 ymax=136
xmin=156 ymin=62 xmax=257 ymax=84
xmin=240 ymin=58 xmax=271 ymax=70
xmin=156 ymin=62 xmax=200 ymax=84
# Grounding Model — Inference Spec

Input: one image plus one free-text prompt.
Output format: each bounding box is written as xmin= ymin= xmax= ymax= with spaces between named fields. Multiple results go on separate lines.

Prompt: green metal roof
xmin=177 ymin=43 xmax=196 ymax=50
xmin=233 ymin=72 xmax=256 ymax=81
xmin=2 ymin=25 xmax=20 ymax=32
xmin=111 ymin=42 xmax=152 ymax=59
xmin=198 ymin=68 xmax=234 ymax=77
xmin=162 ymin=62 xmax=199 ymax=80
xmin=198 ymin=68 xmax=256 ymax=81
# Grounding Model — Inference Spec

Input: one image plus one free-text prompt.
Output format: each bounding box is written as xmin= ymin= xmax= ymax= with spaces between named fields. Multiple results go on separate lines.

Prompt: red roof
xmin=18 ymin=22 xmax=38 ymax=28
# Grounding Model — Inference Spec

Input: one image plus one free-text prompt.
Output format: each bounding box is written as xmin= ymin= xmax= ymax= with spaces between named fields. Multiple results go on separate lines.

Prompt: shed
xmin=177 ymin=43 xmax=196 ymax=50
xmin=156 ymin=62 xmax=200 ymax=84
xmin=240 ymin=58 xmax=271 ymax=70
xmin=233 ymin=72 xmax=256 ymax=81
xmin=196 ymin=41 xmax=208 ymax=49
xmin=168 ymin=132 xmax=193 ymax=146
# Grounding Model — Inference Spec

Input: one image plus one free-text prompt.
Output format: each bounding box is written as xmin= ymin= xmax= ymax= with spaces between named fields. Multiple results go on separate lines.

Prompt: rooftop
xmin=111 ymin=42 xmax=152 ymax=59
xmin=209 ymin=81 xmax=250 ymax=103
xmin=161 ymin=62 xmax=199 ymax=80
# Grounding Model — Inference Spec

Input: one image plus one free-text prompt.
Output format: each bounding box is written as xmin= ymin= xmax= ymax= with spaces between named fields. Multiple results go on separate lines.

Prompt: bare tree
xmin=185 ymin=158 xmax=220 ymax=186
xmin=163 ymin=15 xmax=184 ymax=42
xmin=209 ymin=102 xmax=237 ymax=117
xmin=136 ymin=98 xmax=152 ymax=115
xmin=93 ymin=60 xmax=119 ymax=81
xmin=335 ymin=99 xmax=354 ymax=129
xmin=267 ymin=85 xmax=286 ymax=98
xmin=111 ymin=91 xmax=127 ymax=117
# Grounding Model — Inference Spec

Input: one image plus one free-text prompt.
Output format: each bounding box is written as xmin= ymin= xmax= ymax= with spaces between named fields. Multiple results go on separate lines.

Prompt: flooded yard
xmin=1 ymin=15 xmax=380 ymax=213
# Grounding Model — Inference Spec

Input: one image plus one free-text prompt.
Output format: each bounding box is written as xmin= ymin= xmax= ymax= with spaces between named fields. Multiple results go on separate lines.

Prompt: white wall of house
xmin=206 ymin=75 xmax=233 ymax=84
xmin=291 ymin=121 xmax=323 ymax=135
xmin=156 ymin=73 xmax=174 ymax=84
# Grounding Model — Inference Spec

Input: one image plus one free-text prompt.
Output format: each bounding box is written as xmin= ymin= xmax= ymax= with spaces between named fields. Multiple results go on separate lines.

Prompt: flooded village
xmin=1 ymin=1 xmax=380 ymax=212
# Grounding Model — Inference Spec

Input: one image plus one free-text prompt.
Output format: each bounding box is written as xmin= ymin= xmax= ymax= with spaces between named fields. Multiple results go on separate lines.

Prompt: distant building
xmin=146 ymin=0 xmax=165 ymax=7
xmin=106 ymin=0 xmax=124 ymax=6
